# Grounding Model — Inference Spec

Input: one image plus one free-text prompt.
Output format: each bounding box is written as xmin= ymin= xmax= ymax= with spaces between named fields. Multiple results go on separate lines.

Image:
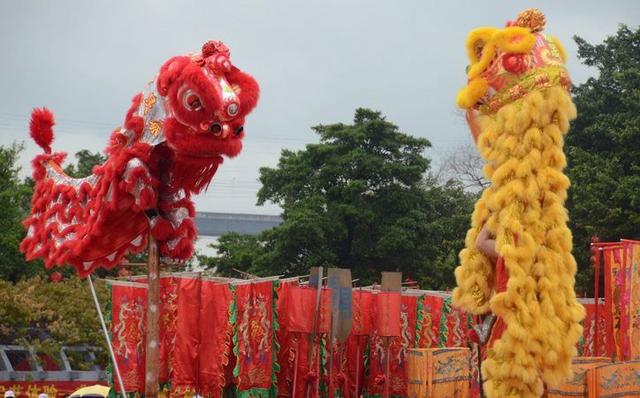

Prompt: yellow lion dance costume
xmin=453 ymin=9 xmax=585 ymax=398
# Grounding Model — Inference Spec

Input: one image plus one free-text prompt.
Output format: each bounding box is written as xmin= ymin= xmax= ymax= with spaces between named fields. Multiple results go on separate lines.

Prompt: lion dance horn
xmin=453 ymin=9 xmax=585 ymax=398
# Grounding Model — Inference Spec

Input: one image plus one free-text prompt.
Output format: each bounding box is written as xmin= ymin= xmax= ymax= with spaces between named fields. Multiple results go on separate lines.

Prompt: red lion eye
xmin=181 ymin=89 xmax=203 ymax=111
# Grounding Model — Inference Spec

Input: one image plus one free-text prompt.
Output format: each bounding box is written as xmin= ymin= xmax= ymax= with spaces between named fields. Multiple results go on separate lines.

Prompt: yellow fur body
xmin=453 ymin=87 xmax=585 ymax=397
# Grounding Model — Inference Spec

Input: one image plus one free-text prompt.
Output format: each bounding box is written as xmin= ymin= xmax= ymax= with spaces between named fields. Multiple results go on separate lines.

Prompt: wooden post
xmin=145 ymin=233 xmax=160 ymax=398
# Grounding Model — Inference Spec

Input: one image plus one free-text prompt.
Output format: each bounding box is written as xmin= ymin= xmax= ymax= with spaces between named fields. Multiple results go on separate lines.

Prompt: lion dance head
xmin=21 ymin=40 xmax=259 ymax=275
xmin=452 ymin=10 xmax=585 ymax=398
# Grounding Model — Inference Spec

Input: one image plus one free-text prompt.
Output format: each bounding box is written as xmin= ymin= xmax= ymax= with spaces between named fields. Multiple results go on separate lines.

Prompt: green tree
xmin=566 ymin=25 xmax=640 ymax=294
xmin=0 ymin=143 xmax=42 ymax=281
xmin=0 ymin=276 xmax=109 ymax=368
xmin=203 ymin=109 xmax=475 ymax=288
xmin=64 ymin=149 xmax=106 ymax=178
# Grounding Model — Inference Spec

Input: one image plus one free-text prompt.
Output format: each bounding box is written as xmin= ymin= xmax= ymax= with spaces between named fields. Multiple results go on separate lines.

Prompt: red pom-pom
xmin=49 ymin=271 xmax=63 ymax=283
xmin=150 ymin=218 xmax=174 ymax=241
xmin=374 ymin=374 xmax=386 ymax=386
xmin=30 ymin=108 xmax=55 ymax=153
xmin=201 ymin=40 xmax=230 ymax=59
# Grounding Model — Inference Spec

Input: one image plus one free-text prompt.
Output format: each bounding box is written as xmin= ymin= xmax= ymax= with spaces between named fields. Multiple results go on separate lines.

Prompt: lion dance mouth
xmin=20 ymin=40 xmax=260 ymax=276
xmin=452 ymin=9 xmax=584 ymax=398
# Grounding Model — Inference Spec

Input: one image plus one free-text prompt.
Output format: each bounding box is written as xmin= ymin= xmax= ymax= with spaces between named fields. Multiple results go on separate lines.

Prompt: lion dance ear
xmin=157 ymin=56 xmax=190 ymax=96
xmin=227 ymin=67 xmax=260 ymax=115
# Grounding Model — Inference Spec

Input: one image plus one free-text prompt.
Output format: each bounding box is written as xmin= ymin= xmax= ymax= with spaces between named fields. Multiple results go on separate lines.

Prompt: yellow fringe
xmin=466 ymin=26 xmax=536 ymax=80
xmin=452 ymin=86 xmax=585 ymax=398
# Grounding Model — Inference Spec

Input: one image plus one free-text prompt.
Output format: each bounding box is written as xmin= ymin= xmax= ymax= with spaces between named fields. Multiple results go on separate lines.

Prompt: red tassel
xmin=30 ymin=108 xmax=55 ymax=153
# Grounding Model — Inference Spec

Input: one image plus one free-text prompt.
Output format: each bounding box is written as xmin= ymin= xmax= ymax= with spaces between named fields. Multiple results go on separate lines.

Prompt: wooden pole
xmin=145 ymin=233 xmax=160 ymax=398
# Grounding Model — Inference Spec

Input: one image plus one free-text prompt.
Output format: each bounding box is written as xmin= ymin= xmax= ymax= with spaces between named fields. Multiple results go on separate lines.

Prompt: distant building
xmin=195 ymin=212 xmax=282 ymax=237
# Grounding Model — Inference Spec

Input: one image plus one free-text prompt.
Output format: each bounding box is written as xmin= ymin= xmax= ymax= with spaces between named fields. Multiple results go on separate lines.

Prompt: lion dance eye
xmin=226 ymin=103 xmax=239 ymax=117
xmin=182 ymin=90 xmax=203 ymax=111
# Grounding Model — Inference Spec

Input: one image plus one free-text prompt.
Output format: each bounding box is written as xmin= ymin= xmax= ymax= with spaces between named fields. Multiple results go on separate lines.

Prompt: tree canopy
xmin=0 ymin=143 xmax=41 ymax=281
xmin=565 ymin=25 xmax=640 ymax=294
xmin=201 ymin=108 xmax=476 ymax=287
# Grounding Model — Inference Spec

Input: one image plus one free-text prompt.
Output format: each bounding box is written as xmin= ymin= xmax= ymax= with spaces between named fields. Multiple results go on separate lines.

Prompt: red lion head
xmin=157 ymin=40 xmax=259 ymax=160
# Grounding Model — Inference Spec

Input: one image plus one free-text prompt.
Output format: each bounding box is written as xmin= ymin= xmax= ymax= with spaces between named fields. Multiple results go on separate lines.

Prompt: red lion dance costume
xmin=20 ymin=41 xmax=259 ymax=276
xmin=453 ymin=10 xmax=585 ymax=398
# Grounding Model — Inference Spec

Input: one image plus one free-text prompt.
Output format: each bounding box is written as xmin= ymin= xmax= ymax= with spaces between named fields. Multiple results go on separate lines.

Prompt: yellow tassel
xmin=453 ymin=87 xmax=584 ymax=398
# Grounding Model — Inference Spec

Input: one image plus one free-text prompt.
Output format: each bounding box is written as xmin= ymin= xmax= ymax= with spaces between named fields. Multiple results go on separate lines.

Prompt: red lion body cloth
xmin=20 ymin=41 xmax=259 ymax=276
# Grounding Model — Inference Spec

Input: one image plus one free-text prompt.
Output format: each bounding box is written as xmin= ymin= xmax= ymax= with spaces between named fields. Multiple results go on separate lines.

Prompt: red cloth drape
xmin=366 ymin=294 xmax=417 ymax=397
xmin=283 ymin=286 xmax=331 ymax=398
xmin=603 ymin=247 xmax=625 ymax=360
xmin=285 ymin=286 xmax=331 ymax=334
xmin=626 ymin=241 xmax=640 ymax=360
xmin=199 ymin=280 xmax=234 ymax=398
xmin=172 ymin=277 xmax=201 ymax=395
xmin=234 ymin=281 xmax=276 ymax=393
xmin=375 ymin=292 xmax=401 ymax=337
xmin=578 ymin=299 xmax=608 ymax=357
xmin=275 ymin=280 xmax=300 ymax=397
xmin=110 ymin=283 xmax=147 ymax=394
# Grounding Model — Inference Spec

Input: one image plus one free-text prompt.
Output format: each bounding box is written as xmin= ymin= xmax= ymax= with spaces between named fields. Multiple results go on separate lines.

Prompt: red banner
xmin=367 ymin=294 xmax=418 ymax=397
xmin=417 ymin=294 xmax=444 ymax=348
xmin=110 ymin=282 xmax=147 ymax=394
xmin=199 ymin=280 xmax=234 ymax=397
xmin=375 ymin=292 xmax=401 ymax=337
xmin=604 ymin=246 xmax=625 ymax=360
xmin=578 ymin=298 xmax=607 ymax=357
xmin=441 ymin=300 xmax=469 ymax=347
xmin=624 ymin=241 xmax=640 ymax=360
xmin=351 ymin=290 xmax=374 ymax=336
xmin=172 ymin=277 xmax=201 ymax=395
xmin=233 ymin=281 xmax=276 ymax=395
xmin=275 ymin=280 xmax=299 ymax=397
xmin=284 ymin=286 xmax=331 ymax=334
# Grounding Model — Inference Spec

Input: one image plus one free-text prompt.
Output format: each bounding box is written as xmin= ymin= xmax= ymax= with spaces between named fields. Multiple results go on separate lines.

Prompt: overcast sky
xmin=1 ymin=1 xmax=638 ymax=216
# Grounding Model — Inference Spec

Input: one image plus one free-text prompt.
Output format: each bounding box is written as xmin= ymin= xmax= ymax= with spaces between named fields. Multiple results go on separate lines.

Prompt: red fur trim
xmin=124 ymin=93 xmax=144 ymax=137
xmin=227 ymin=67 xmax=260 ymax=116
xmin=150 ymin=218 xmax=174 ymax=241
xmin=30 ymin=108 xmax=55 ymax=153
xmin=157 ymin=56 xmax=190 ymax=96
xmin=169 ymin=151 xmax=222 ymax=194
